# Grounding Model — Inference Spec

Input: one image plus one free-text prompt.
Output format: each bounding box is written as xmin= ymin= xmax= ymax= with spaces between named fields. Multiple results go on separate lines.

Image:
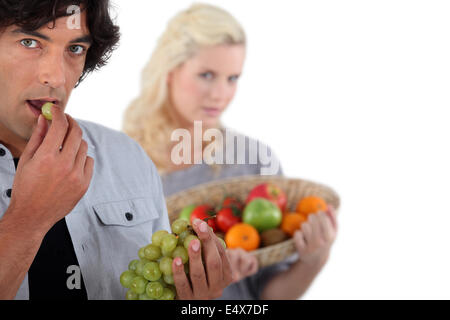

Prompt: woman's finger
xmin=294 ymin=230 xmax=307 ymax=254
xmin=301 ymin=221 xmax=313 ymax=246
xmin=320 ymin=211 xmax=335 ymax=243
xmin=308 ymin=214 xmax=322 ymax=246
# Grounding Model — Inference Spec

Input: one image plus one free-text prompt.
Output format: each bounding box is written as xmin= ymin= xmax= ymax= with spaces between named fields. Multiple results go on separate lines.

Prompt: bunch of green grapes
xmin=119 ymin=218 xmax=225 ymax=300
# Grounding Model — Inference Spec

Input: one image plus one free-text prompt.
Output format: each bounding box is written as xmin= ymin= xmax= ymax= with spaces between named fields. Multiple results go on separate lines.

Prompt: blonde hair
xmin=122 ymin=3 xmax=246 ymax=174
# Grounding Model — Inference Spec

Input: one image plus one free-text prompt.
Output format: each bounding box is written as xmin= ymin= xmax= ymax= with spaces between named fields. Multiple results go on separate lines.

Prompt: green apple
xmin=178 ymin=204 xmax=196 ymax=222
xmin=243 ymin=198 xmax=282 ymax=232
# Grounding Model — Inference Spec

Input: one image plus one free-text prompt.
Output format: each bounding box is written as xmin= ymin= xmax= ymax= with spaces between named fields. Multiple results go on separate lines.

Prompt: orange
xmin=296 ymin=196 xmax=327 ymax=217
xmin=225 ymin=223 xmax=260 ymax=251
xmin=280 ymin=212 xmax=307 ymax=237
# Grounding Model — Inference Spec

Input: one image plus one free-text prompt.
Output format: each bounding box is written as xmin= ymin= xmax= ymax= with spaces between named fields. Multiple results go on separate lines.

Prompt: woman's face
xmin=168 ymin=44 xmax=246 ymax=129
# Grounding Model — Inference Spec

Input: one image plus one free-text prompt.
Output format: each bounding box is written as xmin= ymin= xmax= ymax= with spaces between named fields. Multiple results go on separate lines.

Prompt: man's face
xmin=0 ymin=11 xmax=91 ymax=151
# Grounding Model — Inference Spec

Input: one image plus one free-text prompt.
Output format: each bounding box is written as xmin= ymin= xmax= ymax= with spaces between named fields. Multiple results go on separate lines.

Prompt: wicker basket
xmin=165 ymin=175 xmax=340 ymax=268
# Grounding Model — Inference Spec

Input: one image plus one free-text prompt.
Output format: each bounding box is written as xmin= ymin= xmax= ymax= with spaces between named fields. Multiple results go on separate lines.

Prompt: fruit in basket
xmin=260 ymin=228 xmax=289 ymax=247
xmin=280 ymin=212 xmax=308 ymax=237
xmin=179 ymin=204 xmax=196 ymax=222
xmin=242 ymin=198 xmax=282 ymax=232
xmin=225 ymin=223 xmax=260 ymax=251
xmin=246 ymin=183 xmax=287 ymax=212
xmin=216 ymin=206 xmax=242 ymax=233
xmin=190 ymin=205 xmax=218 ymax=232
xmin=119 ymin=218 xmax=224 ymax=300
xmin=296 ymin=196 xmax=327 ymax=217
xmin=222 ymin=197 xmax=244 ymax=211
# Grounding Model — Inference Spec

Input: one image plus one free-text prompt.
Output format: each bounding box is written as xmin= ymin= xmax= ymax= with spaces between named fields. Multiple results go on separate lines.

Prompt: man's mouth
xmin=26 ymin=99 xmax=59 ymax=117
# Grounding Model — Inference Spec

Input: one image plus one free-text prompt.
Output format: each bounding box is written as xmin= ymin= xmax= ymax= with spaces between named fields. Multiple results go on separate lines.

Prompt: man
xmin=0 ymin=0 xmax=232 ymax=300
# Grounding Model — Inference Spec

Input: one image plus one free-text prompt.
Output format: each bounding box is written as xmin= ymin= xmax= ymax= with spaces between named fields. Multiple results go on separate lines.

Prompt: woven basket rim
xmin=166 ymin=174 xmax=340 ymax=208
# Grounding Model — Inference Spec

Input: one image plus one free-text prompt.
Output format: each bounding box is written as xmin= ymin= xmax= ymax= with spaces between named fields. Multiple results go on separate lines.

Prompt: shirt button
xmin=6 ymin=189 xmax=12 ymax=198
xmin=0 ymin=148 xmax=5 ymax=157
xmin=125 ymin=212 xmax=133 ymax=221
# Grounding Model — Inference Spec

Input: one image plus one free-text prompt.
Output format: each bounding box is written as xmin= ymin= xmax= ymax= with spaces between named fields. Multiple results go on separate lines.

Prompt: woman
xmin=123 ymin=3 xmax=337 ymax=299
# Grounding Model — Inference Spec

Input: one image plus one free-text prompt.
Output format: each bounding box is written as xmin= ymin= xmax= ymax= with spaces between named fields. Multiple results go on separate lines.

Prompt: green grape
xmin=144 ymin=244 xmax=162 ymax=261
xmin=159 ymin=286 xmax=176 ymax=300
xmin=139 ymin=293 xmax=154 ymax=300
xmin=125 ymin=289 xmax=139 ymax=300
xmin=162 ymin=246 xmax=174 ymax=257
xmin=178 ymin=230 xmax=191 ymax=245
xmin=152 ymin=230 xmax=169 ymax=246
xmin=157 ymin=277 xmax=168 ymax=287
xmin=120 ymin=270 xmax=136 ymax=289
xmin=146 ymin=281 xmax=164 ymax=299
xmin=159 ymin=256 xmax=173 ymax=276
xmin=142 ymin=261 xmax=162 ymax=281
xmin=128 ymin=259 xmax=139 ymax=272
xmin=161 ymin=234 xmax=178 ymax=253
xmin=135 ymin=258 xmax=150 ymax=276
xmin=163 ymin=274 xmax=174 ymax=285
xmin=171 ymin=219 xmax=189 ymax=235
xmin=172 ymin=246 xmax=189 ymax=264
xmin=138 ymin=247 xmax=146 ymax=259
xmin=184 ymin=234 xmax=199 ymax=250
xmin=130 ymin=276 xmax=147 ymax=295
xmin=41 ymin=102 xmax=53 ymax=121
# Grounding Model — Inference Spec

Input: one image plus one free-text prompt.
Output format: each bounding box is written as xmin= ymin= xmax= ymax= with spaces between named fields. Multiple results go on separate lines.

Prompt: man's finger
xmin=172 ymin=257 xmax=193 ymax=300
xmin=187 ymin=239 xmax=208 ymax=298
xmin=212 ymin=231 xmax=233 ymax=285
xmin=20 ymin=115 xmax=48 ymax=163
xmin=40 ymin=105 xmax=68 ymax=154
xmin=61 ymin=115 xmax=83 ymax=163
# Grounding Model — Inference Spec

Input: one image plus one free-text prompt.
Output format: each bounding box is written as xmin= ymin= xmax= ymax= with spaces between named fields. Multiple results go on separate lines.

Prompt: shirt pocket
xmin=93 ymin=197 xmax=159 ymax=227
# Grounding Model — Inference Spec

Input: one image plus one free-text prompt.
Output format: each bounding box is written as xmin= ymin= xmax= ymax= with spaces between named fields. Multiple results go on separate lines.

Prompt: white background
xmin=68 ymin=1 xmax=450 ymax=299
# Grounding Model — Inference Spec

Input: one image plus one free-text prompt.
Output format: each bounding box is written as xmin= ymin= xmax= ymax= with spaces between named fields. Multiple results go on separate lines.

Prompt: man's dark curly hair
xmin=0 ymin=0 xmax=120 ymax=84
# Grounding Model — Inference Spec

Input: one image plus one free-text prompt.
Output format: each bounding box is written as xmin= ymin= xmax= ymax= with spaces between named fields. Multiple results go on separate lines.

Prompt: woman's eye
xmin=69 ymin=45 xmax=85 ymax=55
xmin=200 ymin=72 xmax=214 ymax=80
xmin=229 ymin=75 xmax=240 ymax=83
xmin=20 ymin=39 xmax=38 ymax=48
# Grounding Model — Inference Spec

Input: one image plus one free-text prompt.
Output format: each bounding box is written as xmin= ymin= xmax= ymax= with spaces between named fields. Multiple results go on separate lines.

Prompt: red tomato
xmin=216 ymin=207 xmax=242 ymax=233
xmin=222 ymin=197 xmax=244 ymax=211
xmin=190 ymin=205 xmax=218 ymax=232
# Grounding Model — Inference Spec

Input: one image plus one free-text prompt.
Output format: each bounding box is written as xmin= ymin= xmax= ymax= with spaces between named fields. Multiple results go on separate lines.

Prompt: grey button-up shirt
xmin=0 ymin=120 xmax=171 ymax=300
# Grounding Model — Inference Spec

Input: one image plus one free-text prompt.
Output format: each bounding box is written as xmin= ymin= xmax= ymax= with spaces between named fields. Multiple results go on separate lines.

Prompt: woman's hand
xmin=293 ymin=205 xmax=338 ymax=267
xmin=226 ymin=248 xmax=259 ymax=283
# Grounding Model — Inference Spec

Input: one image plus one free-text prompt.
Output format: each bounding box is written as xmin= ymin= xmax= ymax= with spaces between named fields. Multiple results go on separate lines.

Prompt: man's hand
xmin=293 ymin=205 xmax=338 ymax=267
xmin=5 ymin=106 xmax=94 ymax=235
xmin=226 ymin=248 xmax=259 ymax=283
xmin=172 ymin=219 xmax=233 ymax=299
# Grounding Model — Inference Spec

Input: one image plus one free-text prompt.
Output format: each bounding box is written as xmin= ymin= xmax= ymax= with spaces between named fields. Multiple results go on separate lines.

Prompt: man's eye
xmin=20 ymin=39 xmax=38 ymax=48
xmin=69 ymin=45 xmax=85 ymax=55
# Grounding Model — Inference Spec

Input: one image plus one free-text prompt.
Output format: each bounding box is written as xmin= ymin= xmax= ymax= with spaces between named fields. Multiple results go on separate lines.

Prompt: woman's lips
xmin=202 ymin=107 xmax=222 ymax=117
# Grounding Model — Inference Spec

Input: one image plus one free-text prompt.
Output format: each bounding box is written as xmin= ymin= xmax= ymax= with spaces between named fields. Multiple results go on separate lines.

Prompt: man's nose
xmin=38 ymin=51 xmax=66 ymax=88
